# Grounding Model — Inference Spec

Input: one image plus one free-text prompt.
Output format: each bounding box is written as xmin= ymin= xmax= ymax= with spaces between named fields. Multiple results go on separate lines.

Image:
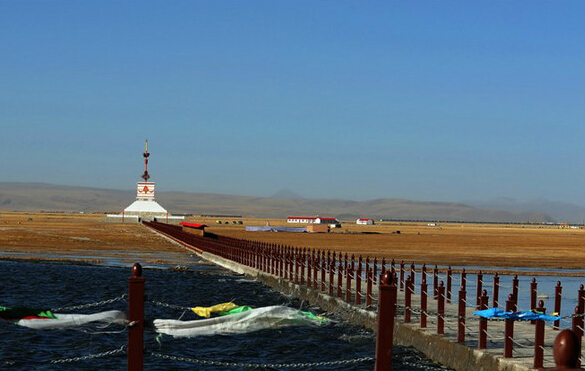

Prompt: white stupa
xmin=123 ymin=182 xmax=168 ymax=215
xmin=107 ymin=141 xmax=183 ymax=223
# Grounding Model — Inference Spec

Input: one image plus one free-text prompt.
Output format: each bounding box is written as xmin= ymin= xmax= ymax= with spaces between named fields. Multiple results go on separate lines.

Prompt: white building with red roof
xmin=356 ymin=218 xmax=375 ymax=225
xmin=287 ymin=216 xmax=341 ymax=228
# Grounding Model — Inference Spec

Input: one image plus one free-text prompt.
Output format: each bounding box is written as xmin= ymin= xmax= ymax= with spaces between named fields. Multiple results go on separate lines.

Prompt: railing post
xmin=276 ymin=245 xmax=280 ymax=277
xmin=405 ymin=274 xmax=412 ymax=323
xmin=337 ymin=253 xmax=343 ymax=298
xmin=128 ymin=263 xmax=145 ymax=371
xmin=530 ymin=277 xmax=537 ymax=324
xmin=294 ymin=248 xmax=299 ymax=284
xmin=320 ymin=250 xmax=325 ymax=291
xmin=553 ymin=329 xmax=580 ymax=370
xmin=266 ymin=244 xmax=271 ymax=274
xmin=493 ymin=272 xmax=500 ymax=308
xmin=311 ymin=249 xmax=317 ymax=288
xmin=269 ymin=243 xmax=273 ymax=273
xmin=479 ymin=289 xmax=488 ymax=349
xmin=265 ymin=243 xmax=270 ymax=273
xmin=572 ymin=306 xmax=583 ymax=368
xmin=578 ymin=284 xmax=585 ymax=368
xmin=373 ymin=257 xmax=378 ymax=285
xmin=374 ymin=272 xmax=396 ymax=371
xmin=512 ymin=275 xmax=519 ymax=311
xmin=461 ymin=268 xmax=467 ymax=292
xmin=476 ymin=270 xmax=483 ymax=309
xmin=355 ymin=255 xmax=362 ymax=305
xmin=400 ymin=260 xmax=405 ymax=291
xmin=554 ymin=281 xmax=562 ymax=330
xmin=306 ymin=248 xmax=312 ymax=287
xmin=291 ymin=246 xmax=295 ymax=279
xmin=504 ymin=294 xmax=514 ymax=358
xmin=433 ymin=265 xmax=438 ymax=299
xmin=410 ymin=262 xmax=416 ymax=286
xmin=261 ymin=243 xmax=265 ymax=272
xmin=313 ymin=250 xmax=319 ymax=290
xmin=253 ymin=243 xmax=258 ymax=269
xmin=437 ymin=281 xmax=445 ymax=335
xmin=421 ymin=276 xmax=428 ymax=328
xmin=534 ymin=300 xmax=546 ymax=369
xmin=366 ymin=260 xmax=373 ymax=307
xmin=280 ymin=245 xmax=285 ymax=277
xmin=271 ymin=244 xmax=275 ymax=275
xmin=579 ymin=284 xmax=585 ymax=315
xmin=458 ymin=284 xmax=466 ymax=343
xmin=380 ymin=258 xmax=386 ymax=281
xmin=577 ymin=283 xmax=585 ymax=369
xmin=281 ymin=246 xmax=285 ymax=279
xmin=300 ymin=248 xmax=306 ymax=285
xmin=346 ymin=255 xmax=353 ymax=303
xmin=329 ymin=251 xmax=335 ymax=295
xmin=446 ymin=266 xmax=452 ymax=303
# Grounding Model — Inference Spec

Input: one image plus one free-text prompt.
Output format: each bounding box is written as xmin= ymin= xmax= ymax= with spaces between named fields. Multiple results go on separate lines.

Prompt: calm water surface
xmin=0 ymin=260 xmax=450 ymax=370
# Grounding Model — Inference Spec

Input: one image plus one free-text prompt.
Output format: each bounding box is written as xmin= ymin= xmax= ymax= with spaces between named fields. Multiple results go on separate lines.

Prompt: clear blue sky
xmin=1 ymin=0 xmax=584 ymax=204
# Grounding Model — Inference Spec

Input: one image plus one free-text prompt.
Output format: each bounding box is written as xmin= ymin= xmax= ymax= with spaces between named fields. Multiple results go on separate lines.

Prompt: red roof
xmin=180 ymin=222 xmax=207 ymax=229
xmin=358 ymin=218 xmax=373 ymax=221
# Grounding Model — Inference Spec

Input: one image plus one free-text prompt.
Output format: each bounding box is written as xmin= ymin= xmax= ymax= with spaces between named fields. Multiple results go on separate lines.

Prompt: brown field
xmin=191 ymin=216 xmax=585 ymax=271
xmin=0 ymin=212 xmax=182 ymax=264
xmin=1 ymin=212 xmax=584 ymax=271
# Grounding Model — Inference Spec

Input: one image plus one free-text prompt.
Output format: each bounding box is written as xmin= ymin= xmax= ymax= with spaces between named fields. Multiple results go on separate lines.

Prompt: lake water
xmin=0 ymin=259 xmax=451 ymax=371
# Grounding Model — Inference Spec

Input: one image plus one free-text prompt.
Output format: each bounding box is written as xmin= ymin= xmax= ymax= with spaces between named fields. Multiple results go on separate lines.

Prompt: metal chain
xmin=147 ymin=298 xmax=191 ymax=311
xmin=50 ymin=345 xmax=126 ymax=364
xmin=150 ymin=352 xmax=374 ymax=368
xmin=51 ymin=295 xmax=127 ymax=312
xmin=401 ymin=360 xmax=451 ymax=370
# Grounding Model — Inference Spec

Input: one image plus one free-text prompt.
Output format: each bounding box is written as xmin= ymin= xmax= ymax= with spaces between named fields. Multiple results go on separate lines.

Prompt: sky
xmin=1 ymin=0 xmax=584 ymax=204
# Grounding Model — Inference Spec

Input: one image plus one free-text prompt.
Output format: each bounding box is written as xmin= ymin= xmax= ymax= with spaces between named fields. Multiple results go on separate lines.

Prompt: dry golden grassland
xmin=0 ymin=212 xmax=180 ymax=263
xmin=191 ymin=217 xmax=585 ymax=270
xmin=0 ymin=212 xmax=584 ymax=270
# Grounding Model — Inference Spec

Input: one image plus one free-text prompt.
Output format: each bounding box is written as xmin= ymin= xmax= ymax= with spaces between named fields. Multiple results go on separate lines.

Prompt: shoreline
xmin=3 ymin=252 xmax=585 ymax=278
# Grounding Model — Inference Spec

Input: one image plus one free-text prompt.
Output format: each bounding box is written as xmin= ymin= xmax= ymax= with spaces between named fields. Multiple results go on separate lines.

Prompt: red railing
xmin=143 ymin=221 xmax=584 ymax=370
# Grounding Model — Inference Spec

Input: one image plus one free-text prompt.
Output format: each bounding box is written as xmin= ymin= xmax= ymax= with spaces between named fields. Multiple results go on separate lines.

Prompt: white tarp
xmin=153 ymin=306 xmax=326 ymax=338
xmin=15 ymin=310 xmax=127 ymax=329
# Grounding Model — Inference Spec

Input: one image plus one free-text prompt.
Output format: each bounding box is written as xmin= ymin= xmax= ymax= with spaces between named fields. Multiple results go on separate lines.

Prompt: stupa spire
xmin=141 ymin=140 xmax=150 ymax=181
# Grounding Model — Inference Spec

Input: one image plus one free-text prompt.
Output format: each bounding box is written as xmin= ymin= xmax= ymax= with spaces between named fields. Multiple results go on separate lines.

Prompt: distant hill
xmin=467 ymin=198 xmax=585 ymax=224
xmin=270 ymin=189 xmax=304 ymax=200
xmin=0 ymin=182 xmax=560 ymax=223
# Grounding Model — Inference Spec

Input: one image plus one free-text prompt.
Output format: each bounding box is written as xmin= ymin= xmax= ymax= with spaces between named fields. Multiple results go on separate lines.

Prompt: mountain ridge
xmin=0 ymin=182 xmax=566 ymax=223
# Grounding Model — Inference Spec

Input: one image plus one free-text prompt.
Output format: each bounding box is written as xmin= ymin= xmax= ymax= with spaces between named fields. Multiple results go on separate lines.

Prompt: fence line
xmin=144 ymin=221 xmax=583 ymax=370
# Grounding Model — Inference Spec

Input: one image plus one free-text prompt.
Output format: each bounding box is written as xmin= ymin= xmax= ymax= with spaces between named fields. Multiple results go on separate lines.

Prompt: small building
xmin=287 ymin=216 xmax=340 ymax=228
xmin=287 ymin=216 xmax=318 ymax=224
xmin=315 ymin=217 xmax=341 ymax=228
xmin=180 ymin=222 xmax=207 ymax=236
xmin=356 ymin=218 xmax=375 ymax=225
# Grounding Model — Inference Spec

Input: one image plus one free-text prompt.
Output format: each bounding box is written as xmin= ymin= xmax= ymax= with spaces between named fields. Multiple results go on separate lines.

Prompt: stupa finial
xmin=141 ymin=140 xmax=150 ymax=181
